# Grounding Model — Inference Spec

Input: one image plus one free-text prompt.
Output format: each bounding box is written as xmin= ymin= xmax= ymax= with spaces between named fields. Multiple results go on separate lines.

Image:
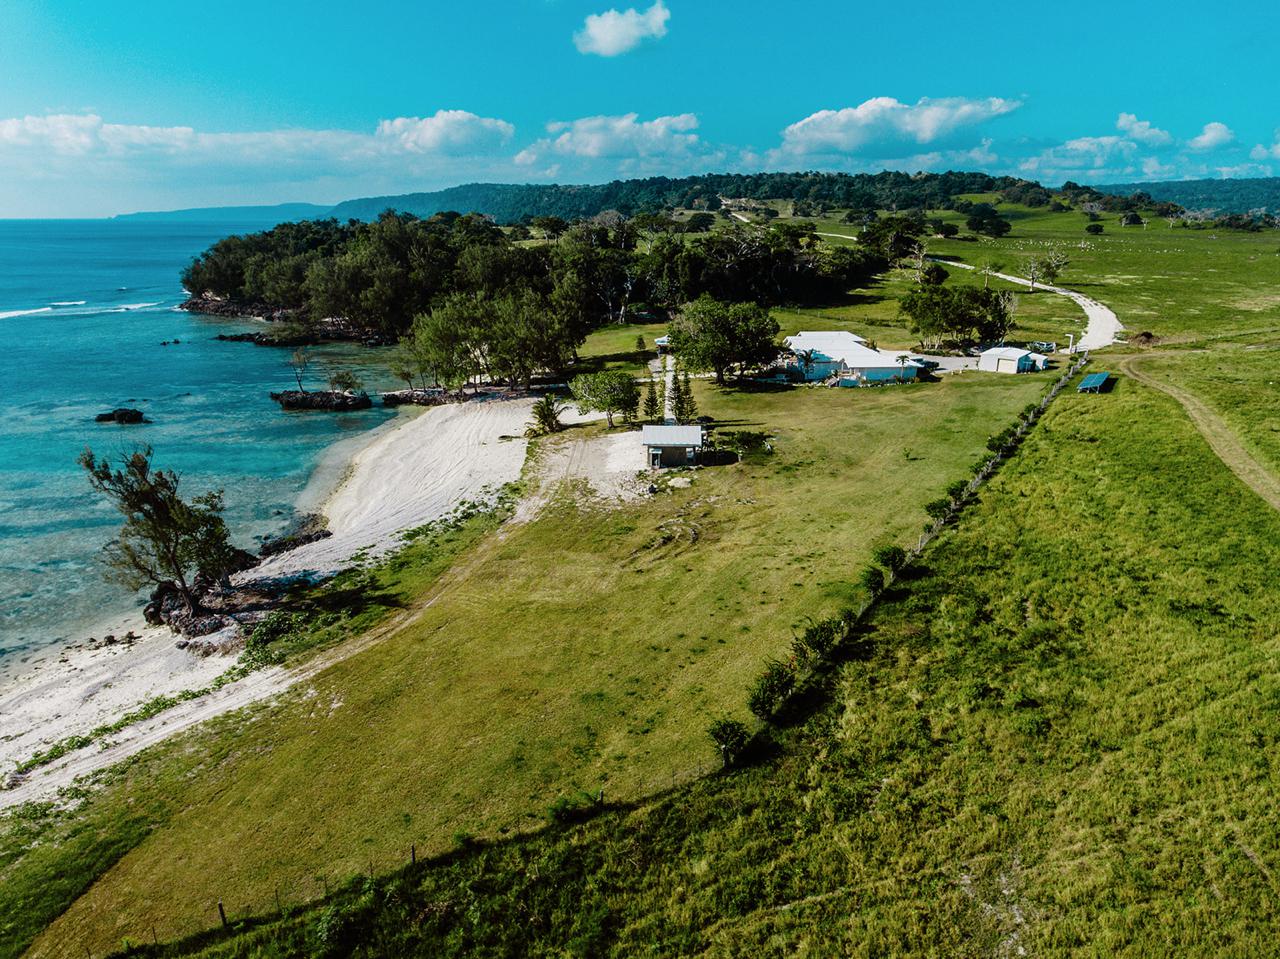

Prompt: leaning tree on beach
xmin=79 ymin=446 xmax=243 ymax=613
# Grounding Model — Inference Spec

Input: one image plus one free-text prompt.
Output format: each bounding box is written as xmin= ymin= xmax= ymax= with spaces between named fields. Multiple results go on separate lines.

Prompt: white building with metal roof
xmin=641 ymin=424 xmax=704 ymax=469
xmin=783 ymin=331 xmax=918 ymax=383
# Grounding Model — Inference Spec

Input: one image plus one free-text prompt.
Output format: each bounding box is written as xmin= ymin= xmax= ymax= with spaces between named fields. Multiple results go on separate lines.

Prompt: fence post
xmin=411 ymin=843 xmax=416 ymax=866
xmin=217 ymin=900 xmax=228 ymax=928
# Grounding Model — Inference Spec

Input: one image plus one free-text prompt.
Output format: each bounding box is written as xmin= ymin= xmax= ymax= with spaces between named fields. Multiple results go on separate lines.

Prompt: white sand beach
xmin=0 ymin=395 xmax=546 ymax=807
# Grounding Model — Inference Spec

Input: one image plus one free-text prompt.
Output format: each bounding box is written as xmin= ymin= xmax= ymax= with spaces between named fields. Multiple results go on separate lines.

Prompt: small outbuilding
xmin=978 ymin=347 xmax=1038 ymax=374
xmin=641 ymin=424 xmax=704 ymax=469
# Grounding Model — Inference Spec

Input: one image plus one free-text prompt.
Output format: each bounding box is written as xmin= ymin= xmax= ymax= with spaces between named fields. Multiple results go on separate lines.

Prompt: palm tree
xmin=896 ymin=354 xmax=911 ymax=380
xmin=800 ymin=349 xmax=817 ymax=378
xmin=525 ymin=395 xmax=565 ymax=437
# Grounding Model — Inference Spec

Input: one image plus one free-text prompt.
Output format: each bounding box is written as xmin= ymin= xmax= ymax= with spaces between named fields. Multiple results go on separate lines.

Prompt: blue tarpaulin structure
xmin=1078 ymin=372 xmax=1111 ymax=393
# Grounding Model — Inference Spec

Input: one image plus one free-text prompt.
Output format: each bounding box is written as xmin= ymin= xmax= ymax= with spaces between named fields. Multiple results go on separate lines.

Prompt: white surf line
xmin=934 ymin=258 xmax=1123 ymax=352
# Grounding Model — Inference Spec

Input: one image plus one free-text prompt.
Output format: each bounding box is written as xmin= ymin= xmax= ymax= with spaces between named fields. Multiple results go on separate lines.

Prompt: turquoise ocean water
xmin=0 ymin=219 xmax=397 ymax=661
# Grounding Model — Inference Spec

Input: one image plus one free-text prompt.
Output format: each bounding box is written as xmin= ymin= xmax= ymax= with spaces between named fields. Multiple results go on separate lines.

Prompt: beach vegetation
xmin=327 ymin=369 xmax=363 ymax=394
xmin=287 ymin=346 xmax=311 ymax=391
xmin=78 ymin=446 xmax=240 ymax=613
xmin=525 ymin=395 xmax=566 ymax=437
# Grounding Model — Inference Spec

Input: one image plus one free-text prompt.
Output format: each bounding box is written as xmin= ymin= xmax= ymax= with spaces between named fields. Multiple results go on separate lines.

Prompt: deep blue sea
xmin=0 ymin=219 xmax=398 ymax=660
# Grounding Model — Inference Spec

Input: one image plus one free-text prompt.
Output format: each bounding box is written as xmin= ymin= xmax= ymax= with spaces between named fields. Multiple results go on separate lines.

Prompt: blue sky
xmin=1 ymin=0 xmax=1277 ymax=216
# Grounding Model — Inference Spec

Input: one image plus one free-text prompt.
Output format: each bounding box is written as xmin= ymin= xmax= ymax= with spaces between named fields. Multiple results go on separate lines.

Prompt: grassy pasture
xmin=912 ymin=205 xmax=1280 ymax=342
xmin=149 ymin=370 xmax=1280 ymax=957
xmin=5 ymin=365 xmax=1048 ymax=957
xmin=1128 ymin=343 xmax=1280 ymax=475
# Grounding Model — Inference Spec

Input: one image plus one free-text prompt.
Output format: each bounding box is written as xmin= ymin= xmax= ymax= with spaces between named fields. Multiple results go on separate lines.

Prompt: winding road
xmin=932 ymin=258 xmax=1124 ymax=352
xmin=805 ymin=227 xmax=1125 ymax=353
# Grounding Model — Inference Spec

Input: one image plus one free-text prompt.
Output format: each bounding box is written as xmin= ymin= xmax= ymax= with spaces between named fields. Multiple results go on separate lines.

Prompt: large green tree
xmin=668 ymin=295 xmax=780 ymax=384
xmin=569 ymin=370 xmax=640 ymax=428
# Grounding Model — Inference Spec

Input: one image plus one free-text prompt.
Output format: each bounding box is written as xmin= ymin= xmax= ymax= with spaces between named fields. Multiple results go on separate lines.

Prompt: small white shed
xmin=978 ymin=347 xmax=1036 ymax=374
xmin=641 ymin=424 xmax=704 ymax=468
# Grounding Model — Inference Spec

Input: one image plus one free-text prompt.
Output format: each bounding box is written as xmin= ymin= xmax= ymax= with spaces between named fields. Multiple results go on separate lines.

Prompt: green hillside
xmin=1095 ymin=175 xmax=1280 ymax=213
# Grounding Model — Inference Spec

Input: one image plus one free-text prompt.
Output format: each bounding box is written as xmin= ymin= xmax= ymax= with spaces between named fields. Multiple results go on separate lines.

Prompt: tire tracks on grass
xmin=1119 ymin=351 xmax=1280 ymax=513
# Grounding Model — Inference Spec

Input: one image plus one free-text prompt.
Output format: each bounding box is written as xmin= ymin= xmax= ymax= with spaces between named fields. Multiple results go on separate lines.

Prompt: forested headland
xmin=181 ymin=212 xmax=885 ymax=387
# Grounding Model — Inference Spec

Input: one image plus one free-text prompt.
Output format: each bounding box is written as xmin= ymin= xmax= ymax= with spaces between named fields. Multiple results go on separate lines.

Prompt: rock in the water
xmin=216 ymin=329 xmax=320 ymax=347
xmin=95 ymin=407 xmax=147 ymax=424
xmin=259 ymin=513 xmax=333 ymax=558
xmin=269 ymin=390 xmax=373 ymax=411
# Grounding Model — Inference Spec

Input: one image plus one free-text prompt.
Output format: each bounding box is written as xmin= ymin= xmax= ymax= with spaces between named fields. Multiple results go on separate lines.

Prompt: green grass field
xmin=151 ymin=364 xmax=1280 ymax=957
xmin=4 ymin=365 xmax=1049 ymax=957
xmin=1126 ymin=344 xmax=1280 ymax=475
xmin=5 ymin=200 xmax=1280 ymax=958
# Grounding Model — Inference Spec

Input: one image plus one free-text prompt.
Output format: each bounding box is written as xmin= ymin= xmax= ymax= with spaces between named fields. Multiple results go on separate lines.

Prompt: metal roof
xmin=641 ymin=424 xmax=704 ymax=447
xmin=784 ymin=331 xmax=911 ymax=370
xmin=980 ymin=346 xmax=1033 ymax=359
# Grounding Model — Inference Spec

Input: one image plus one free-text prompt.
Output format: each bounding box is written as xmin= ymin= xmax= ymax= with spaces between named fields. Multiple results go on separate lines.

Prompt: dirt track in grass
xmin=1119 ymin=351 xmax=1280 ymax=513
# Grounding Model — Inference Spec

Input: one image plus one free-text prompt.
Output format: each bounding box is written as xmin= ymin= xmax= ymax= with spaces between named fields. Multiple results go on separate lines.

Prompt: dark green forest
xmin=327 ymin=171 xmax=1027 ymax=222
xmin=1096 ymin=175 xmax=1280 ymax=214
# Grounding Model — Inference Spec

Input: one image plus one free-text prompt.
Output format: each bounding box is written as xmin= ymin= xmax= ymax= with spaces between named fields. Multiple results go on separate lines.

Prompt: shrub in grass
xmin=707 ymin=718 xmax=751 ymax=767
xmin=945 ymin=480 xmax=969 ymax=503
xmin=548 ymin=789 xmax=604 ymax=824
xmin=860 ymin=566 xmax=886 ymax=598
xmin=747 ymin=660 xmax=796 ymax=719
xmin=986 ymin=429 xmax=1016 ymax=453
xmin=924 ymin=499 xmax=952 ymax=523
xmin=792 ymin=617 xmax=842 ymax=664
xmin=872 ymin=545 xmax=907 ymax=573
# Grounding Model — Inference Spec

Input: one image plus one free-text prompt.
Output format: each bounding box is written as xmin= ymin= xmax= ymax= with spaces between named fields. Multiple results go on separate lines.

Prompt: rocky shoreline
xmin=182 ymin=295 xmax=393 ymax=345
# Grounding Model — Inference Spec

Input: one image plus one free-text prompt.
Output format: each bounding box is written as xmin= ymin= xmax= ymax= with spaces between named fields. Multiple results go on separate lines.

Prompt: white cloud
xmin=375 ymin=110 xmax=514 ymax=153
xmin=1250 ymin=137 xmax=1280 ymax=161
xmin=1018 ymin=136 xmax=1141 ymax=181
xmin=776 ymin=96 xmax=1021 ymax=156
xmin=0 ymin=111 xmax=516 ymax=160
xmin=1116 ymin=112 xmax=1172 ymax=146
xmin=1188 ymin=121 xmax=1234 ymax=150
xmin=0 ymin=114 xmax=198 ymax=154
xmin=574 ymin=1 xmax=669 ymax=56
xmin=1216 ymin=162 xmax=1271 ymax=179
xmin=0 ymin=111 xmax=520 ymax=216
xmin=543 ymin=112 xmax=698 ymax=157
